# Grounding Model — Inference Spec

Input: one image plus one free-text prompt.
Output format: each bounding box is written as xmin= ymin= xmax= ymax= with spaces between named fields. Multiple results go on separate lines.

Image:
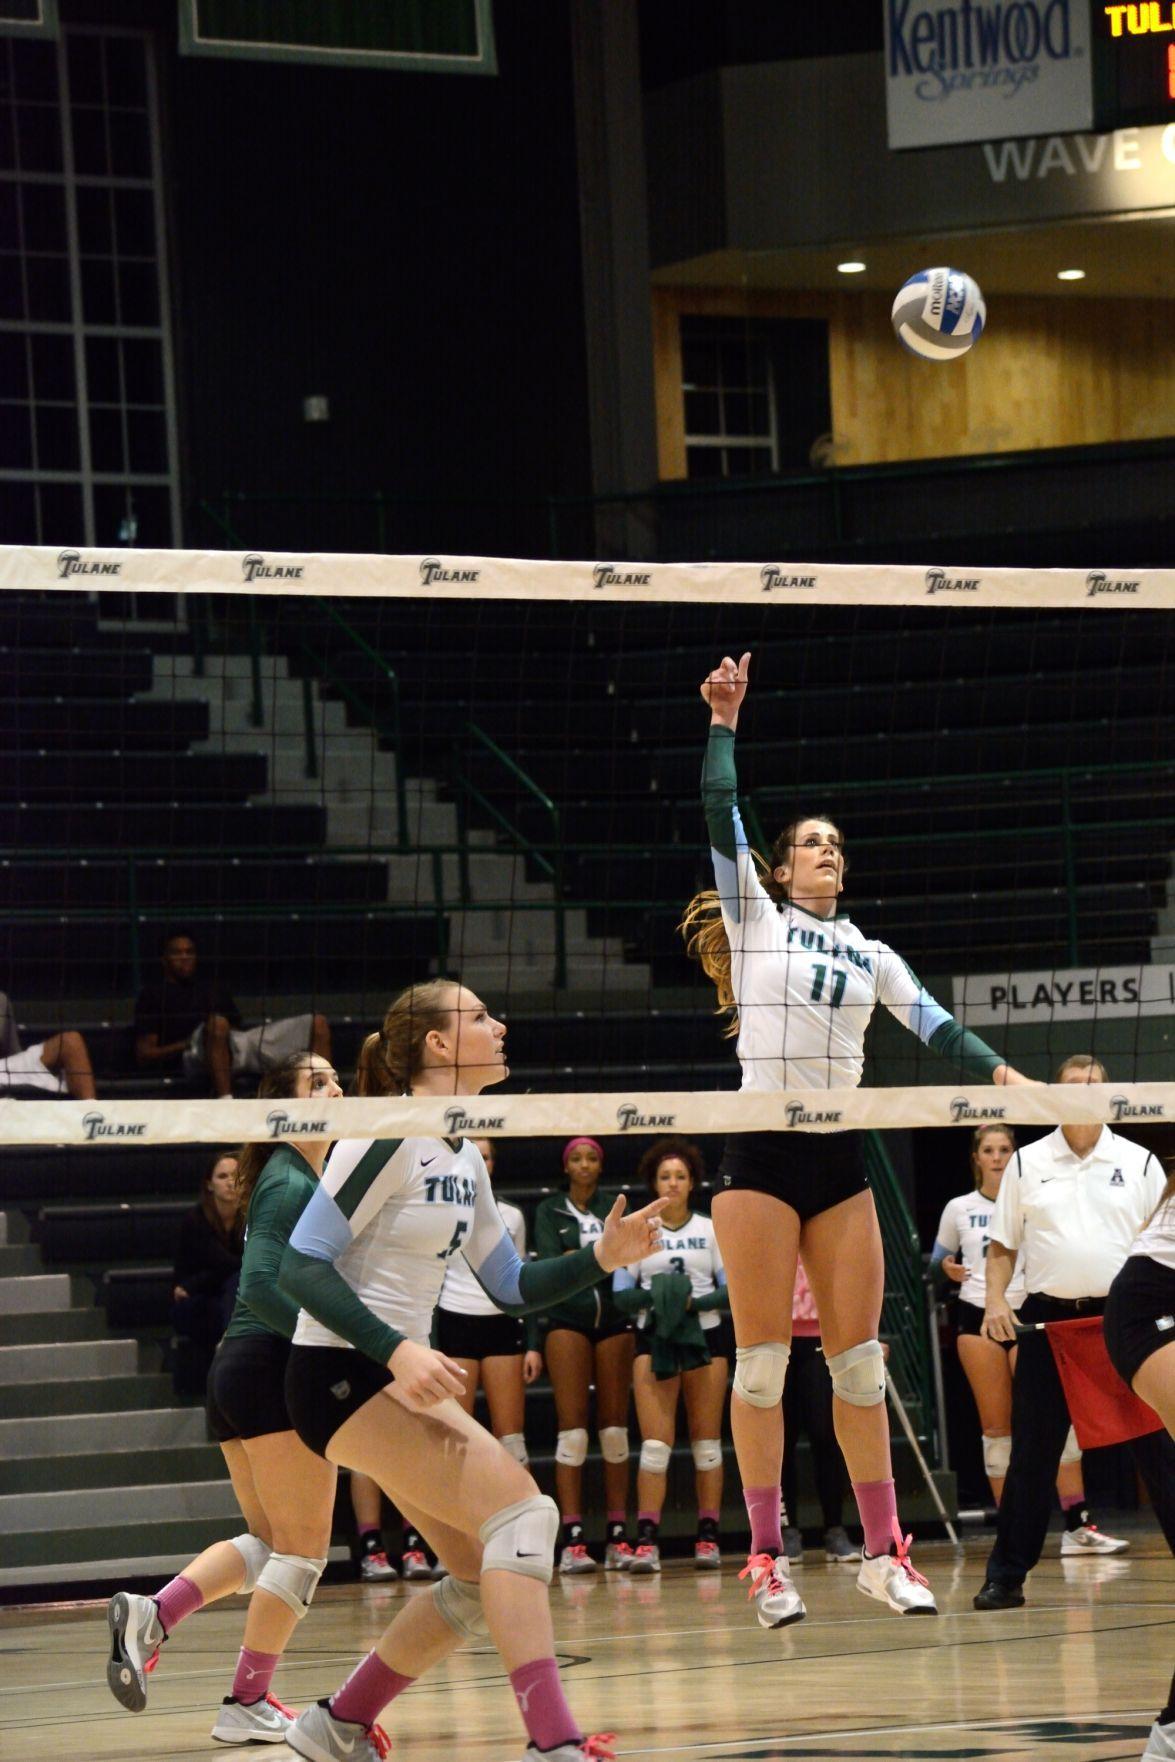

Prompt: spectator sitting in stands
xmin=0 ymin=989 xmax=96 ymax=1099
xmin=172 ymin=1150 xmax=244 ymax=1397
xmin=133 ymin=930 xmax=331 ymax=1097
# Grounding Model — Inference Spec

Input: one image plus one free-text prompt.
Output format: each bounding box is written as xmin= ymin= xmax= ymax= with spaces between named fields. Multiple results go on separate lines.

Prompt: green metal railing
xmin=863 ymin=1133 xmax=937 ymax=1453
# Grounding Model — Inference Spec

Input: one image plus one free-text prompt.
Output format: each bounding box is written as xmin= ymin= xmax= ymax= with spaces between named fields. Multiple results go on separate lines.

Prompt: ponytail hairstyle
xmin=233 ymin=1053 xmax=319 ymax=1221
xmin=970 ymin=1123 xmax=1016 ymax=1188
xmin=354 ymin=979 xmax=461 ymax=1097
xmin=679 ymin=813 xmax=846 ymax=1036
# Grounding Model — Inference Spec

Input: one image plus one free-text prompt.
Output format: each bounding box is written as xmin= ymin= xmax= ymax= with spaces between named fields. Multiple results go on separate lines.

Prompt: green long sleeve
xmin=612 ymin=1283 xmax=647 ymax=1318
xmin=693 ymin=1285 xmax=729 ymax=1314
xmin=279 ymin=1244 xmax=405 ymax=1367
xmin=489 ymin=1245 xmax=607 ymax=1319
xmin=701 ymin=724 xmax=740 ymax=858
xmin=928 ymin=1019 xmax=1004 ymax=1083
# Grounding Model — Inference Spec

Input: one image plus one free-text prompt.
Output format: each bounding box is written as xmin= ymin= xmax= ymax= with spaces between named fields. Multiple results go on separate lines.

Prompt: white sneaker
xmin=559 ymin=1543 xmax=597 ymax=1574
xmin=1060 ymin=1523 xmax=1130 ymax=1555
xmin=628 ymin=1542 xmax=660 ymax=1575
xmin=359 ymin=1548 xmax=398 ymax=1581
xmin=105 ymin=1591 xmax=164 ymax=1712
xmin=286 ymin=1700 xmax=390 ymax=1762
xmin=604 ymin=1540 xmax=633 ymax=1571
xmin=1143 ymin=1718 xmax=1175 ymax=1761
xmin=738 ymin=1553 xmax=806 ymax=1629
xmin=211 ymin=1694 xmax=295 ymax=1744
xmin=400 ymin=1548 xmax=433 ymax=1581
xmin=522 ymin=1736 xmax=617 ymax=1761
xmin=857 ymin=1526 xmax=937 ymax=1615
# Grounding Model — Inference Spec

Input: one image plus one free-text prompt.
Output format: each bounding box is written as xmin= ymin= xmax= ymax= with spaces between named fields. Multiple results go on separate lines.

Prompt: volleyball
xmin=891 ymin=266 xmax=985 ymax=361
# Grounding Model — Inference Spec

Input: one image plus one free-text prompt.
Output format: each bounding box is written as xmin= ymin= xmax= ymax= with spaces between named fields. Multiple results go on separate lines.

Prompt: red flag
xmin=1044 ymin=1317 xmax=1163 ymax=1450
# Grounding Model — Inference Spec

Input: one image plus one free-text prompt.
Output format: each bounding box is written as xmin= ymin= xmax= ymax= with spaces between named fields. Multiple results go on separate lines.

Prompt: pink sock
xmin=509 ymin=1656 xmax=582 ymax=1753
xmin=330 ymin=1651 xmax=413 ymax=1730
xmin=1060 ymin=1493 xmax=1084 ymax=1511
xmin=154 ymin=1574 xmax=204 ymax=1635
xmin=698 ymin=1509 xmax=720 ymax=1525
xmin=638 ymin=1510 xmax=659 ymax=1526
xmin=743 ymin=1485 xmax=783 ymax=1557
xmin=853 ymin=1478 xmax=898 ymax=1557
xmin=357 ymin=1522 xmax=380 ymax=1539
xmin=606 ymin=1509 xmax=624 ymax=1526
xmin=232 ymin=1646 xmax=279 ymax=1704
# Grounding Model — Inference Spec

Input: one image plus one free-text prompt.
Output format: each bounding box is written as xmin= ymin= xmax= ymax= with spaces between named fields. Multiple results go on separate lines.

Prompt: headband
xmin=562 ymin=1136 xmax=603 ymax=1168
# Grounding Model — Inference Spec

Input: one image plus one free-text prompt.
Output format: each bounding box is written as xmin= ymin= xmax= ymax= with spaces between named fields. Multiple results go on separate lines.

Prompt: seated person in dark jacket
xmin=133 ymin=930 xmax=330 ymax=1097
xmin=0 ymin=989 xmax=97 ymax=1099
xmin=171 ymin=1151 xmax=243 ymax=1394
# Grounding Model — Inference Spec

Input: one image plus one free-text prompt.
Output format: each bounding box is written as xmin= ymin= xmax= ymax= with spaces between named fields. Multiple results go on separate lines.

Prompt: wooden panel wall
xmin=651 ymin=284 xmax=1175 ymax=474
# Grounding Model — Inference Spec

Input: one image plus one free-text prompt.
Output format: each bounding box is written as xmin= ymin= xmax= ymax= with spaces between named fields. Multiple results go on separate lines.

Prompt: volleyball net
xmin=0 ymin=542 xmax=1173 ymax=1153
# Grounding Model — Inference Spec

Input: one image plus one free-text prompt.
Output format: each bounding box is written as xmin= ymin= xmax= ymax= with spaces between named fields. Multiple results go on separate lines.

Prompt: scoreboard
xmin=1093 ymin=3 xmax=1175 ymax=125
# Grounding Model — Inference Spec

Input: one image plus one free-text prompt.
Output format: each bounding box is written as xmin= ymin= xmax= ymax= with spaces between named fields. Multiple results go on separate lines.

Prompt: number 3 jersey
xmin=702 ymin=726 xmax=1002 ymax=1092
xmin=614 ymin=1211 xmax=726 ymax=1332
xmin=290 ymin=1136 xmax=522 ymax=1352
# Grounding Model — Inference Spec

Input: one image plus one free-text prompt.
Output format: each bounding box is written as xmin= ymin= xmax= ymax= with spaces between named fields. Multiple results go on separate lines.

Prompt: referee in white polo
xmin=973 ymin=1053 xmax=1174 ymax=1610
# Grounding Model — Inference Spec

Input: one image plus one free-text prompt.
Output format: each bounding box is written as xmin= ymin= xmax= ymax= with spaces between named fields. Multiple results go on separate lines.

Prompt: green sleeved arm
xmin=242 ymin=1180 xmax=305 ymax=1339
xmin=693 ymin=1285 xmax=730 ymax=1314
xmin=490 ymin=1245 xmax=607 ymax=1320
xmin=612 ymin=1283 xmax=647 ymax=1318
xmin=532 ymin=1203 xmax=565 ymax=1259
xmin=928 ymin=1019 xmax=1004 ymax=1083
xmin=700 ymin=725 xmax=740 ymax=859
xmin=279 ymin=1244 xmax=405 ymax=1367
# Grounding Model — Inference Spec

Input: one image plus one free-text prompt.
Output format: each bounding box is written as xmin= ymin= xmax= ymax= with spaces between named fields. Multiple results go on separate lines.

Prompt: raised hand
xmin=701 ymin=651 xmax=751 ymax=729
xmin=593 ymin=1193 xmax=668 ymax=1275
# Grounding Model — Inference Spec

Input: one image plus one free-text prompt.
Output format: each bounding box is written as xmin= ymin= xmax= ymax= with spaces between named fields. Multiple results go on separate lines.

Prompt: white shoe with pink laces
xmin=856 ymin=1519 xmax=937 ymax=1615
xmin=738 ymin=1552 xmax=806 ymax=1629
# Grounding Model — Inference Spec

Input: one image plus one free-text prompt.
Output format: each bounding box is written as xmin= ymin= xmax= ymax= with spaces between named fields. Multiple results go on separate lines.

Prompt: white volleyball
xmin=891 ymin=267 xmax=986 ymax=361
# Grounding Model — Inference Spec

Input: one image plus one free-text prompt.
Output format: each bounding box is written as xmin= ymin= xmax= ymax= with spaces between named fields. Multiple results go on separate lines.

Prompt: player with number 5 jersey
xmin=277 ymin=980 xmax=666 ymax=1762
xmin=680 ymin=652 xmax=1033 ymax=1633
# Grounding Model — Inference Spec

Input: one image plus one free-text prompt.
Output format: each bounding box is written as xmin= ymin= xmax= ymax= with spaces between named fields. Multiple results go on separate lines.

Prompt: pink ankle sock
xmin=509 ymin=1656 xmax=582 ymax=1753
xmin=1060 ymin=1493 xmax=1084 ymax=1511
xmin=698 ymin=1509 xmax=720 ymax=1526
xmin=154 ymin=1574 xmax=204 ymax=1635
xmin=638 ymin=1509 xmax=659 ymax=1526
xmin=232 ymin=1646 xmax=279 ymax=1704
xmin=852 ymin=1478 xmax=898 ymax=1557
xmin=743 ymin=1485 xmax=783 ymax=1557
xmin=606 ymin=1509 xmax=624 ymax=1526
xmin=330 ymin=1651 xmax=413 ymax=1730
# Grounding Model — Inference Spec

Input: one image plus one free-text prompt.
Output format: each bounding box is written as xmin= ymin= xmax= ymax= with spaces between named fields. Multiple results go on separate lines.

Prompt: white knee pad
xmin=228 ymin=1532 xmax=271 ymax=1595
xmin=1060 ymin=1425 xmax=1082 ymax=1466
xmin=256 ymin=1551 xmax=327 ymax=1618
xmin=826 ymin=1340 xmax=886 ymax=1408
xmin=432 ymin=1574 xmax=488 ymax=1641
xmin=639 ymin=1438 xmax=672 ymax=1475
xmin=555 ymin=1427 xmax=589 ymax=1467
xmin=479 ymin=1494 xmax=559 ymax=1584
xmin=499 ymin=1432 xmax=529 ymax=1466
xmin=982 ymin=1433 xmax=1012 ymax=1479
xmin=691 ymin=1437 xmax=723 ymax=1473
xmin=733 ymin=1341 xmax=790 ymax=1409
xmin=599 ymin=1425 xmax=629 ymax=1465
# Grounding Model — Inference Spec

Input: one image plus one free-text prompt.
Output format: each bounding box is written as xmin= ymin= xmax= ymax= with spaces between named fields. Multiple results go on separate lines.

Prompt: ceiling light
xmin=1057 ymin=268 xmax=1086 ymax=281
xmin=837 ymin=260 xmax=867 ymax=274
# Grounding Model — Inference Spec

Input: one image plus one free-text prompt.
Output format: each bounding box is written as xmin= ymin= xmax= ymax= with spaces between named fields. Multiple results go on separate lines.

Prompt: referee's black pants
xmin=986 ymin=1293 xmax=1175 ymax=1588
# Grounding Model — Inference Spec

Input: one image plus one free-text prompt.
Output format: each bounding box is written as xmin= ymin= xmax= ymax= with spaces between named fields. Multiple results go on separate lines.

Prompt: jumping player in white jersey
xmin=682 ymin=652 xmax=1033 ymax=1631
xmin=613 ymin=1136 xmax=730 ymax=1573
xmin=278 ymin=980 xmax=665 ymax=1762
xmin=932 ymin=1124 xmax=1126 ymax=1551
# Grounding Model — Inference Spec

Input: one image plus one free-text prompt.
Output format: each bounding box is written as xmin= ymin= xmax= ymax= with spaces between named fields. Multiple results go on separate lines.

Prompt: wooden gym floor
xmin=2 ymin=1531 xmax=1172 ymax=1761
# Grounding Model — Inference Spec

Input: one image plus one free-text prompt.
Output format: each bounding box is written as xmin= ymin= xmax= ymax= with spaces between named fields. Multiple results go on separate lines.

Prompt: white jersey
xmin=934 ymin=1192 xmax=1025 ymax=1310
xmin=290 ymin=1136 xmax=524 ymax=1349
xmin=1129 ymin=1192 xmax=1175 ymax=1275
xmin=615 ymin=1212 xmax=726 ymax=1332
xmin=439 ymin=1199 xmax=526 ymax=1317
xmin=705 ymin=738 xmax=956 ymax=1090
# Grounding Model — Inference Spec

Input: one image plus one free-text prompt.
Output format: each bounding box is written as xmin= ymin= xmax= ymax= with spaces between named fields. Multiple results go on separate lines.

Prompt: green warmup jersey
xmin=223 ymin=1146 xmax=319 ymax=1341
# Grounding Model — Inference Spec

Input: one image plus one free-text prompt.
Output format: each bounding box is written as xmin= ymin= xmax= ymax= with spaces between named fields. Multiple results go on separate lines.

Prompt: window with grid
xmin=680 ymin=314 xmax=831 ymax=480
xmin=0 ymin=24 xmax=179 ymax=547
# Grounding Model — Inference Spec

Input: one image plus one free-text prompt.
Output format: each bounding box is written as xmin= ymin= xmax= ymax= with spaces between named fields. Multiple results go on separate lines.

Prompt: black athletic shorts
xmin=546 ymin=1316 xmax=633 ymax=1347
xmin=1104 ymin=1254 xmax=1175 ymax=1390
xmin=955 ymin=1296 xmax=1014 ymax=1354
xmin=634 ymin=1313 xmax=734 ymax=1363
xmin=717 ymin=1129 xmax=869 ymax=1222
xmin=206 ymin=1332 xmax=292 ymax=1442
xmin=284 ymin=1343 xmax=393 ymax=1460
xmin=435 ymin=1306 xmax=526 ymax=1361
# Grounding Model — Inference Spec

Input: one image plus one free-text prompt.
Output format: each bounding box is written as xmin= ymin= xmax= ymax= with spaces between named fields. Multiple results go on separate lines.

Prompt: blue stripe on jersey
xmin=613 ymin=1267 xmax=637 ymax=1292
xmin=910 ymin=989 xmax=952 ymax=1046
xmin=470 ymin=1232 xmax=524 ymax=1308
xmin=930 ymin=1242 xmax=950 ymax=1265
xmin=711 ymin=846 xmax=740 ymax=924
xmin=289 ymin=1181 xmax=352 ymax=1263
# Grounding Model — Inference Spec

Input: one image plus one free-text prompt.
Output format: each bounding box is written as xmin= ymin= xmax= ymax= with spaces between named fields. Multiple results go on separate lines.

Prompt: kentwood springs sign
xmin=885 ymin=0 xmax=1094 ymax=147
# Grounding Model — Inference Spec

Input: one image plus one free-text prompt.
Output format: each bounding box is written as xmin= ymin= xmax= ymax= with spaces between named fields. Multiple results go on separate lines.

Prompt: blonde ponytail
xmin=678 ymin=849 xmax=777 ymax=1038
xmin=354 ymin=979 xmax=462 ymax=1096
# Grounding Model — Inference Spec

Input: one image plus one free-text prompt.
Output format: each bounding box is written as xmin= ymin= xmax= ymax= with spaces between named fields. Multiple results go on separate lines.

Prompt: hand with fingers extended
xmin=701 ymin=651 xmax=751 ymax=730
xmin=387 ymin=1338 xmax=468 ymax=1411
xmin=981 ymin=1300 xmax=1018 ymax=1344
xmin=593 ymin=1193 xmax=669 ymax=1275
